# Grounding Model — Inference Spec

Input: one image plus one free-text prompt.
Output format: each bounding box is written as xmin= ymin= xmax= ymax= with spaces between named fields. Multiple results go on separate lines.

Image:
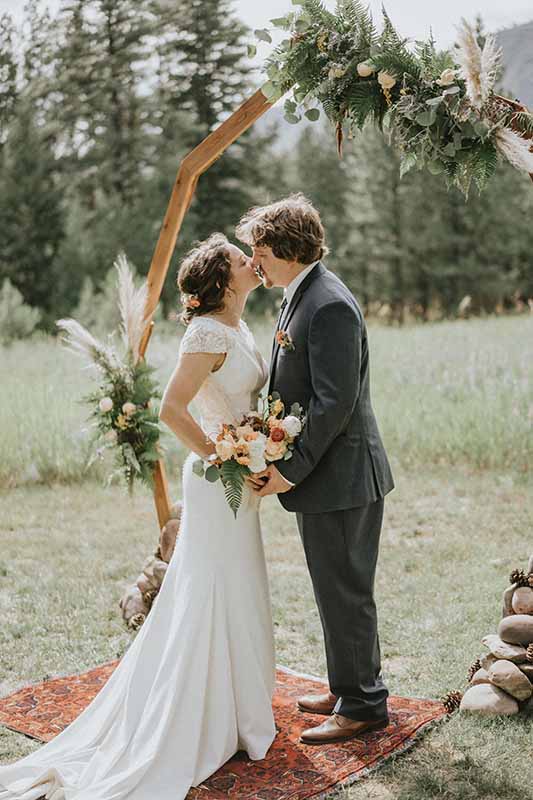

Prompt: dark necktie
xmin=276 ymin=296 xmax=288 ymax=332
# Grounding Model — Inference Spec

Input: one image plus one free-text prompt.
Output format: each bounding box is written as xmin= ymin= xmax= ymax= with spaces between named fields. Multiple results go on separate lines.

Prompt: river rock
xmin=518 ymin=663 xmax=533 ymax=682
xmin=469 ymin=668 xmax=491 ymax=686
xmin=481 ymin=634 xmax=526 ymax=663
xmin=459 ymin=684 xmax=519 ymax=716
xmin=488 ymin=660 xmax=533 ymax=701
xmin=512 ymin=587 xmax=533 ymax=615
xmin=480 ymin=653 xmax=498 ymax=671
xmin=498 ymin=615 xmax=533 ymax=646
xmin=502 ymin=584 xmax=517 ymax=618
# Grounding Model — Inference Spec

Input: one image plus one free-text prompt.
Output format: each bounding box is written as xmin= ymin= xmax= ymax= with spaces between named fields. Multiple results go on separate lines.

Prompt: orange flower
xmin=271 ymin=427 xmax=286 ymax=443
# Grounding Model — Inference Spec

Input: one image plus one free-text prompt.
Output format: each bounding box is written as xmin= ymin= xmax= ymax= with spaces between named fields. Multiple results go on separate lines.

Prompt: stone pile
xmin=459 ymin=555 xmax=533 ymax=716
xmin=119 ymin=501 xmax=182 ymax=630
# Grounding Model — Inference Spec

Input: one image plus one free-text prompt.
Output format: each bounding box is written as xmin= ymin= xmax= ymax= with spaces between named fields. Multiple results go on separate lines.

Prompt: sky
xmin=1 ymin=0 xmax=532 ymax=48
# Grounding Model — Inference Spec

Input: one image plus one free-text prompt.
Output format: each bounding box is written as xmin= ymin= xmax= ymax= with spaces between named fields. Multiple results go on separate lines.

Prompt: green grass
xmin=1 ymin=314 xmax=533 ymax=798
xmin=1 ymin=315 xmax=531 ymax=489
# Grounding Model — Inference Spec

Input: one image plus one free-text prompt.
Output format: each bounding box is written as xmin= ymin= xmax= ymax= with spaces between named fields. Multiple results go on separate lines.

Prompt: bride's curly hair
xmin=177 ymin=233 xmax=233 ymax=325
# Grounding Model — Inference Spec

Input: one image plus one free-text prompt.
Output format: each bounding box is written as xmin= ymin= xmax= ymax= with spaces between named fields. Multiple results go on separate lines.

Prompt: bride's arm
xmin=159 ymin=352 xmax=224 ymax=459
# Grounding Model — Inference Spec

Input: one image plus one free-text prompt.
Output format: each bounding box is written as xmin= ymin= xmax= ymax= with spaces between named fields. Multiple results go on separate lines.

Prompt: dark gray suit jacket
xmin=269 ymin=261 xmax=394 ymax=514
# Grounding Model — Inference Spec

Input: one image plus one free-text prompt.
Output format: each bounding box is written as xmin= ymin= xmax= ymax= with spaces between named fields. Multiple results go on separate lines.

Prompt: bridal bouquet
xmin=193 ymin=392 xmax=306 ymax=517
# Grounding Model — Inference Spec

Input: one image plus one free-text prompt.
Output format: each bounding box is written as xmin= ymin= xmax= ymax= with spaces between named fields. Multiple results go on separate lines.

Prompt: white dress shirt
xmin=283 ymin=260 xmax=320 ymax=309
xmin=275 ymin=260 xmax=320 ymax=489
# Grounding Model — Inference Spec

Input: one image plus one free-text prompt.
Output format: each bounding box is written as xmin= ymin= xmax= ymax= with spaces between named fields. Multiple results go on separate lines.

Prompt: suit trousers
xmin=295 ymin=498 xmax=389 ymax=721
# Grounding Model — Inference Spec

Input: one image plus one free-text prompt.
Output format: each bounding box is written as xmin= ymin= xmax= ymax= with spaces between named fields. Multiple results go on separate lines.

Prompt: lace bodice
xmin=179 ymin=315 xmax=269 ymax=440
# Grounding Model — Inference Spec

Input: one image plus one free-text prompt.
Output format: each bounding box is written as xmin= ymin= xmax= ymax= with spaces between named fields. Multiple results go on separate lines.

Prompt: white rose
xmin=282 ymin=415 xmax=302 ymax=438
xmin=122 ymin=402 xmax=136 ymax=416
xmin=249 ymin=456 xmax=267 ymax=474
xmin=357 ymin=61 xmax=375 ymax=77
xmin=377 ymin=71 xmax=396 ymax=90
xmin=99 ymin=397 xmax=113 ymax=413
xmin=104 ymin=429 xmax=117 ymax=443
xmin=436 ymin=68 xmax=457 ymax=87
xmin=247 ymin=434 xmax=267 ymax=460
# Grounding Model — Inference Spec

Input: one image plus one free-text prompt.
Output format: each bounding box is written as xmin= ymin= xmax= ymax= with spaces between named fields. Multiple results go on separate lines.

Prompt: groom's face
xmin=251 ymin=245 xmax=292 ymax=289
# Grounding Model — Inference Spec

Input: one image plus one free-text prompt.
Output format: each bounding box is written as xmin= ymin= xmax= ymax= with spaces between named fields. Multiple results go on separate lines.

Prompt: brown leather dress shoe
xmin=297 ymin=690 xmax=338 ymax=715
xmin=300 ymin=713 xmax=389 ymax=744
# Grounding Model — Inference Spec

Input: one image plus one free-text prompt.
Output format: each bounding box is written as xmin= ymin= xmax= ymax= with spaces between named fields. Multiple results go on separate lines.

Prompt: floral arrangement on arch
xmin=56 ymin=253 xmax=165 ymax=495
xmin=253 ymin=1 xmax=533 ymax=195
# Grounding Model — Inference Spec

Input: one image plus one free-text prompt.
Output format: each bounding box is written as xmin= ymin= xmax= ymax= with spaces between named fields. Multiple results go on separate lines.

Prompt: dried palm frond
xmin=114 ymin=251 xmax=150 ymax=365
xmin=455 ymin=20 xmax=501 ymax=109
xmin=56 ymin=318 xmax=119 ymax=373
xmin=494 ymin=127 xmax=533 ymax=175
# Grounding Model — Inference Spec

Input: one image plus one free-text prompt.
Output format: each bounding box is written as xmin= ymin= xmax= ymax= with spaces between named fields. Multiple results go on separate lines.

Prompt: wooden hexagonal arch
xmin=137 ymin=88 xmax=283 ymax=530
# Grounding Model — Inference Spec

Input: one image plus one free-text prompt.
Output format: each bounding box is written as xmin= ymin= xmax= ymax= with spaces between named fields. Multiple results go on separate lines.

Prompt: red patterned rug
xmin=0 ymin=661 xmax=446 ymax=799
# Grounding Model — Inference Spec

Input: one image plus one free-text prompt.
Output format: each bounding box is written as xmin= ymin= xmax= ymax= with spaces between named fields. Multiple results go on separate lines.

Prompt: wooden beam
xmin=138 ymin=88 xmax=277 ymax=529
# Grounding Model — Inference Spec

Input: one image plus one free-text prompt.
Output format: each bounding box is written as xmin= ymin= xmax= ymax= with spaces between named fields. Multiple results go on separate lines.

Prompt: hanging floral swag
xmin=253 ymin=0 xmax=533 ymax=195
xmin=56 ymin=254 xmax=165 ymax=495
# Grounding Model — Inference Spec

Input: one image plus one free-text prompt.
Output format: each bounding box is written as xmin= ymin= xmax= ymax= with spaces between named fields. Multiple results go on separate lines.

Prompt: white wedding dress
xmin=0 ymin=315 xmax=277 ymax=800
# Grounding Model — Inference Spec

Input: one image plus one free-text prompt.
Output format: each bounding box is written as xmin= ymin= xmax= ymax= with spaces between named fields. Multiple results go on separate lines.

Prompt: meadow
xmin=1 ymin=314 xmax=533 ymax=799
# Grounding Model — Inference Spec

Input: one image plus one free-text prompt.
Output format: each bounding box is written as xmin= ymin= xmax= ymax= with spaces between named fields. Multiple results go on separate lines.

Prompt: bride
xmin=0 ymin=233 xmax=277 ymax=800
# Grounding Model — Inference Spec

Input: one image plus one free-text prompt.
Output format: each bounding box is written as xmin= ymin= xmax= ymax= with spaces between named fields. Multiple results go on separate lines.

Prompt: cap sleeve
xmin=179 ymin=317 xmax=231 ymax=356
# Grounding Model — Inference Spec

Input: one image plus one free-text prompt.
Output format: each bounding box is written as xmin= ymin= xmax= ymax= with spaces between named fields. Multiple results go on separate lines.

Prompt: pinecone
xmin=129 ymin=612 xmax=146 ymax=631
xmin=510 ymin=569 xmax=528 ymax=587
xmin=467 ymin=658 xmax=482 ymax=682
xmin=442 ymin=690 xmax=463 ymax=714
xmin=142 ymin=588 xmax=159 ymax=608
xmin=526 ymin=644 xmax=533 ymax=664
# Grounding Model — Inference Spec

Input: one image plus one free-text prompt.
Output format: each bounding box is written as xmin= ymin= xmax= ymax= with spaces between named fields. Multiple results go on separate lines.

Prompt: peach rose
xmin=265 ymin=438 xmax=287 ymax=461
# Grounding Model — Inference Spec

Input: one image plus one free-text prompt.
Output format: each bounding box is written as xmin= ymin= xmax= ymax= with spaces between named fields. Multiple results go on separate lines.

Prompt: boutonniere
xmin=276 ymin=329 xmax=295 ymax=351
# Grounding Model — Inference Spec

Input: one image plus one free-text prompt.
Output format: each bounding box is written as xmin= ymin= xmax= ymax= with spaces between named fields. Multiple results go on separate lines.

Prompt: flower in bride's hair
xmin=180 ymin=292 xmax=201 ymax=309
xmin=215 ymin=439 xmax=236 ymax=461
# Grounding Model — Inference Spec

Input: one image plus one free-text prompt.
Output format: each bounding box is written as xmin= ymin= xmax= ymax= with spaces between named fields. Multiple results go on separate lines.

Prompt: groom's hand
xmin=247 ymin=465 xmax=293 ymax=497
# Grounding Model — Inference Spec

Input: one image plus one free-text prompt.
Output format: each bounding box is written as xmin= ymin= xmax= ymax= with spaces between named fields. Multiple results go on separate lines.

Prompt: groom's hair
xmin=235 ymin=193 xmax=329 ymax=265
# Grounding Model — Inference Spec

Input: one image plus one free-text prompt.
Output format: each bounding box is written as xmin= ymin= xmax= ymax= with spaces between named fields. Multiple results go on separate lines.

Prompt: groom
xmin=237 ymin=194 xmax=394 ymax=744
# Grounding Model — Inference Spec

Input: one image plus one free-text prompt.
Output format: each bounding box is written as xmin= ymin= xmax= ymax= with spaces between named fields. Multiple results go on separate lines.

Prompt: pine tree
xmin=0 ymin=96 xmax=65 ymax=326
xmin=0 ymin=13 xmax=18 ymax=150
xmin=154 ymin=0 xmax=278 ymax=247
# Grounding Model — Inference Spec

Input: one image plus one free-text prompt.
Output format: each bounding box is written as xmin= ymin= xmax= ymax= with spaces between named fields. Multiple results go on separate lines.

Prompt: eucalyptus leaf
xmin=426 ymin=96 xmax=443 ymax=107
xmin=416 ymin=110 xmax=436 ymax=127
xmin=442 ymin=142 xmax=456 ymax=156
xmin=261 ymin=81 xmax=277 ymax=100
xmin=205 ymin=465 xmax=221 ymax=483
xmin=254 ymin=28 xmax=272 ymax=43
xmin=400 ymin=152 xmax=417 ymax=177
xmin=247 ymin=44 xmax=257 ymax=58
xmin=295 ymin=17 xmax=310 ymax=32
xmin=284 ymin=99 xmax=297 ymax=113
xmin=442 ymin=85 xmax=460 ymax=95
xmin=305 ymin=108 xmax=320 ymax=121
xmin=270 ymin=16 xmax=290 ymax=27
xmin=285 ymin=113 xmax=301 ymax=124
xmin=192 ymin=459 xmax=205 ymax=477
xmin=427 ymin=159 xmax=444 ymax=174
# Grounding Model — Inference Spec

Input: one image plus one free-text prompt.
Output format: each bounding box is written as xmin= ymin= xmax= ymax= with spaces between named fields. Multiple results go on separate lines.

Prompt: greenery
xmin=1 ymin=2 xmax=532 ymax=328
xmin=258 ymin=1 xmax=533 ymax=194
xmin=0 ymin=278 xmax=41 ymax=345
xmin=1 ymin=315 xmax=531 ymax=490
